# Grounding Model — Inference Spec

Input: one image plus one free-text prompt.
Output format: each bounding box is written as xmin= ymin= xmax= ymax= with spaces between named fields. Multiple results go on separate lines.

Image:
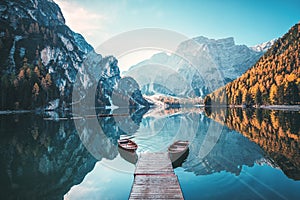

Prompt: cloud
xmin=54 ymin=0 xmax=110 ymax=47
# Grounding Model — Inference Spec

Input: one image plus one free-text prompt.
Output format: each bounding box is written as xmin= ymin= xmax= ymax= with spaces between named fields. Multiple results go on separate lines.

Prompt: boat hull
xmin=118 ymin=139 xmax=138 ymax=152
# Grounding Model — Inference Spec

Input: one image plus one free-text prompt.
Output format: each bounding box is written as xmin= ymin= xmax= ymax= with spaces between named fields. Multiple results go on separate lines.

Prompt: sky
xmin=54 ymin=0 xmax=300 ymax=71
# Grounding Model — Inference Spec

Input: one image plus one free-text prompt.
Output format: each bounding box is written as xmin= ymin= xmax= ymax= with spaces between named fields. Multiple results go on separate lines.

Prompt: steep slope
xmin=0 ymin=0 xmax=91 ymax=109
xmin=125 ymin=36 xmax=264 ymax=97
xmin=206 ymin=23 xmax=300 ymax=106
xmin=0 ymin=0 xmax=148 ymax=110
xmin=95 ymin=62 xmax=150 ymax=108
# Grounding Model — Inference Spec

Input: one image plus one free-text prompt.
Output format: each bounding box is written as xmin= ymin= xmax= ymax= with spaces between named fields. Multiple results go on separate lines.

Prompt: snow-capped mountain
xmin=125 ymin=36 xmax=267 ymax=97
xmin=0 ymin=0 xmax=147 ymax=110
xmin=251 ymin=39 xmax=276 ymax=52
xmin=178 ymin=36 xmax=263 ymax=80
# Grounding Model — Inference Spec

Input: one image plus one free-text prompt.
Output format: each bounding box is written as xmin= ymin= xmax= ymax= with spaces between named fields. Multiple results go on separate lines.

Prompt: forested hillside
xmin=205 ymin=23 xmax=300 ymax=106
xmin=0 ymin=22 xmax=60 ymax=110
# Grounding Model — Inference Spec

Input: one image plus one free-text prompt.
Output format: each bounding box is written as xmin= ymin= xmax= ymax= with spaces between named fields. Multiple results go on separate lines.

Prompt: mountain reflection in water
xmin=0 ymin=107 xmax=299 ymax=199
xmin=0 ymin=113 xmax=97 ymax=200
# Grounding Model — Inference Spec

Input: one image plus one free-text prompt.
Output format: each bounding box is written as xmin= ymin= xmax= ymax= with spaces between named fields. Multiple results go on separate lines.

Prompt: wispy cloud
xmin=54 ymin=0 xmax=167 ymax=49
xmin=54 ymin=0 xmax=111 ymax=47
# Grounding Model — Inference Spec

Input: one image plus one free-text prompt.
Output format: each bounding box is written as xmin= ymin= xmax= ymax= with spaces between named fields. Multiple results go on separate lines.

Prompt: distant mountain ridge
xmin=177 ymin=36 xmax=263 ymax=81
xmin=125 ymin=36 xmax=268 ymax=98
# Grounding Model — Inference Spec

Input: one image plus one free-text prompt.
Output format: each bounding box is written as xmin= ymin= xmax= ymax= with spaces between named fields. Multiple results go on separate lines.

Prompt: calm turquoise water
xmin=0 ymin=108 xmax=299 ymax=199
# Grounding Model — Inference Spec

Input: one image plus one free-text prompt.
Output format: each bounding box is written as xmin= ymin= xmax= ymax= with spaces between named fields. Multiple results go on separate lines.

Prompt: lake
xmin=0 ymin=107 xmax=299 ymax=199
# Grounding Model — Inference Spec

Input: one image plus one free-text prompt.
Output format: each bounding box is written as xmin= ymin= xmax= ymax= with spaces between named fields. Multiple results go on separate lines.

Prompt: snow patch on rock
xmin=19 ymin=47 xmax=26 ymax=58
xmin=41 ymin=46 xmax=55 ymax=66
xmin=58 ymin=34 xmax=74 ymax=51
xmin=251 ymin=39 xmax=276 ymax=52
xmin=9 ymin=36 xmax=22 ymax=71
xmin=27 ymin=9 xmax=37 ymax=21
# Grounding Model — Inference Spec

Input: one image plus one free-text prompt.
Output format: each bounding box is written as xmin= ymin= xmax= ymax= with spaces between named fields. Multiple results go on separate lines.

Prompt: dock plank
xmin=129 ymin=152 xmax=184 ymax=200
xmin=134 ymin=152 xmax=174 ymax=175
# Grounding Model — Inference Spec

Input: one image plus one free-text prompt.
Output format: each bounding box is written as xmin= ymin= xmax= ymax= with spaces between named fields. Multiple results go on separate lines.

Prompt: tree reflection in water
xmin=206 ymin=108 xmax=300 ymax=180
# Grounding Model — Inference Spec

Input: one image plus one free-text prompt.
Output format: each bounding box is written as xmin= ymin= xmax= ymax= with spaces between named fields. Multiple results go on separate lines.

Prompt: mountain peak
xmin=251 ymin=39 xmax=276 ymax=52
xmin=0 ymin=0 xmax=65 ymax=27
xmin=125 ymin=35 xmax=263 ymax=97
xmin=192 ymin=36 xmax=235 ymax=46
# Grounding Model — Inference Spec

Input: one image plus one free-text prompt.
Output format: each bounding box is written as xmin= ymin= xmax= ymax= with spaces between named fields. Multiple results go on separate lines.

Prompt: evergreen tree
xmin=242 ymin=92 xmax=252 ymax=106
xmin=204 ymin=95 xmax=211 ymax=106
xmin=277 ymin=84 xmax=284 ymax=104
xmin=269 ymin=84 xmax=278 ymax=104
xmin=32 ymin=83 xmax=40 ymax=107
xmin=254 ymin=87 xmax=262 ymax=105
xmin=285 ymin=81 xmax=300 ymax=104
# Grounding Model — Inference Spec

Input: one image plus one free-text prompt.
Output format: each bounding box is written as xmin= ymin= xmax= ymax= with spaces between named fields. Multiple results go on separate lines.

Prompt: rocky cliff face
xmin=0 ymin=0 xmax=148 ymax=110
xmin=1 ymin=0 xmax=88 ymax=109
xmin=177 ymin=36 xmax=263 ymax=81
xmin=95 ymin=57 xmax=150 ymax=109
xmin=125 ymin=36 xmax=265 ymax=98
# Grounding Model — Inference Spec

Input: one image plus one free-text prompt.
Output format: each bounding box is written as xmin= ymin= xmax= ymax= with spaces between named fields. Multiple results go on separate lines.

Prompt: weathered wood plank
xmin=129 ymin=152 xmax=184 ymax=200
xmin=134 ymin=152 xmax=174 ymax=175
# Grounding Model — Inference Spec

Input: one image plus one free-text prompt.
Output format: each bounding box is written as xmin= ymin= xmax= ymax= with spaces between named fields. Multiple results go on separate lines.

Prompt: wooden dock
xmin=129 ymin=152 xmax=184 ymax=199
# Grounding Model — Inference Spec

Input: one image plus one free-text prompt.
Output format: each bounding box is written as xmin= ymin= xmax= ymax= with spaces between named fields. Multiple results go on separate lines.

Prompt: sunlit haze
xmin=118 ymin=49 xmax=162 ymax=73
xmin=54 ymin=0 xmax=300 ymax=71
xmin=55 ymin=0 xmax=300 ymax=47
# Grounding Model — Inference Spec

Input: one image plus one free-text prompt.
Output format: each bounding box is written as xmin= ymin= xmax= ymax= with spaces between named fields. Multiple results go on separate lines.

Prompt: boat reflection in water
xmin=168 ymin=140 xmax=190 ymax=168
xmin=118 ymin=147 xmax=138 ymax=165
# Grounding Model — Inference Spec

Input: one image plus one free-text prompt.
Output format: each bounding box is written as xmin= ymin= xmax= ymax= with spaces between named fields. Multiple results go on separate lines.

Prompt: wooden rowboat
xmin=168 ymin=140 xmax=189 ymax=168
xmin=118 ymin=139 xmax=138 ymax=151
